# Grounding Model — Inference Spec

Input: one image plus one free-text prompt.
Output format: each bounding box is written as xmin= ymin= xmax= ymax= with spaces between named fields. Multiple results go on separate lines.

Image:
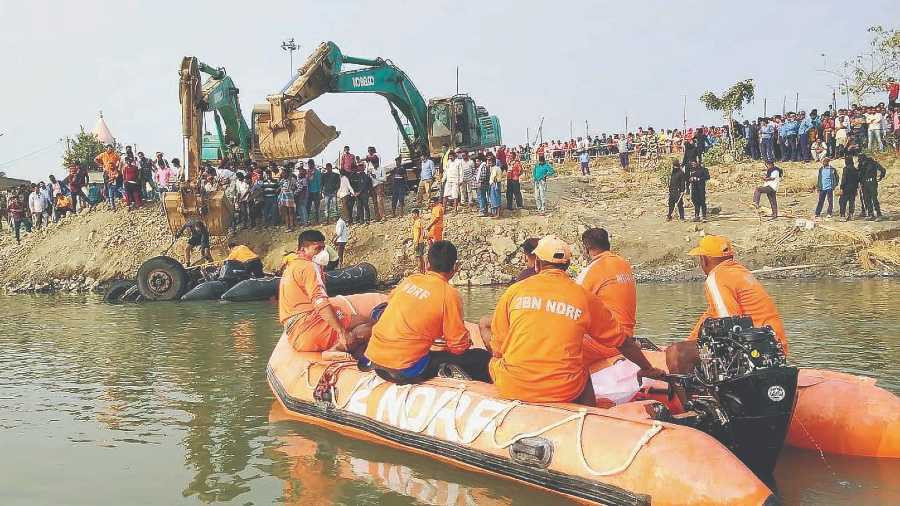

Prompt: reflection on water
xmin=0 ymin=278 xmax=897 ymax=505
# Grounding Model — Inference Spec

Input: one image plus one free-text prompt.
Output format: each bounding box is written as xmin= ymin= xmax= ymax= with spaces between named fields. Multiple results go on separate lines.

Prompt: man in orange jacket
xmin=363 ymin=240 xmax=491 ymax=384
xmin=576 ymin=227 xmax=637 ymax=363
xmin=279 ymin=230 xmax=369 ymax=354
xmin=489 ymin=236 xmax=664 ymax=406
xmin=667 ymin=235 xmax=788 ymax=374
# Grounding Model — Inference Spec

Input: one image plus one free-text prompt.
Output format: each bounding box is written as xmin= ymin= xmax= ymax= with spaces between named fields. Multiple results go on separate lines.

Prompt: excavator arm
xmin=179 ymin=57 xmax=252 ymax=179
xmin=255 ymin=41 xmax=428 ymax=161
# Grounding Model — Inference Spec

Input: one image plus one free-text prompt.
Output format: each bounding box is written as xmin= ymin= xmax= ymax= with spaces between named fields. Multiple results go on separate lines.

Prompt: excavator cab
xmin=427 ymin=95 xmax=479 ymax=155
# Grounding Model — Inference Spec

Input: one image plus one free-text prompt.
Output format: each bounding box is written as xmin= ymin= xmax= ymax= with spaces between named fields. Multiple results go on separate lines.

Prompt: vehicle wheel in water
xmin=121 ymin=284 xmax=142 ymax=303
xmin=103 ymin=279 xmax=136 ymax=304
xmin=136 ymin=256 xmax=191 ymax=301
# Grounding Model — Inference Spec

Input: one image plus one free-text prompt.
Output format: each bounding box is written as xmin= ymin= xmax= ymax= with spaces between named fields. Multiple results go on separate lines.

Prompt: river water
xmin=1 ymin=279 xmax=898 ymax=505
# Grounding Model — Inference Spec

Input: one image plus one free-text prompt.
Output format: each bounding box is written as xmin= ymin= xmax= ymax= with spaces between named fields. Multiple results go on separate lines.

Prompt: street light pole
xmin=281 ymin=38 xmax=298 ymax=78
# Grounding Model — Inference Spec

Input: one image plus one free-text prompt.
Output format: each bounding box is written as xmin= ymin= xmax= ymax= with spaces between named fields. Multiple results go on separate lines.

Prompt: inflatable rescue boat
xmin=221 ymin=263 xmax=379 ymax=302
xmin=268 ymin=299 xmax=778 ymax=505
xmin=590 ymin=345 xmax=900 ymax=459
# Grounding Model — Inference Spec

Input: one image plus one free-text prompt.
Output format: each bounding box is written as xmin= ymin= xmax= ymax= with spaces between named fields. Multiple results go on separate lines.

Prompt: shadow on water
xmin=0 ymin=277 xmax=897 ymax=505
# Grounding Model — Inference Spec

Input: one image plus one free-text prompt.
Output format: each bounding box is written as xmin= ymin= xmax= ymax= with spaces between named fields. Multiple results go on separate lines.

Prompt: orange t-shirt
xmin=489 ymin=269 xmax=625 ymax=403
xmin=688 ymin=259 xmax=788 ymax=354
xmin=575 ymin=251 xmax=637 ymax=362
xmin=366 ymin=272 xmax=470 ymax=370
xmin=429 ymin=204 xmax=444 ymax=241
xmin=96 ymin=151 xmax=121 ymax=179
xmin=278 ymin=257 xmax=337 ymax=351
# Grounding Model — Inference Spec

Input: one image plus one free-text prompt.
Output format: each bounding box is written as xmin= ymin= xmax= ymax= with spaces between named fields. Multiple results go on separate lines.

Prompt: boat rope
xmin=307 ymin=361 xmax=663 ymax=476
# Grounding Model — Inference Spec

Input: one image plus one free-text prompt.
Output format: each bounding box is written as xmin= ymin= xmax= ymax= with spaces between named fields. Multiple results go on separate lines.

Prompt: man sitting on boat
xmin=362 ymin=240 xmax=493 ymax=384
xmin=279 ymin=230 xmax=372 ymax=354
xmin=666 ymin=235 xmax=787 ymax=375
xmin=488 ymin=236 xmax=664 ymax=407
xmin=575 ymin=227 xmax=637 ymax=363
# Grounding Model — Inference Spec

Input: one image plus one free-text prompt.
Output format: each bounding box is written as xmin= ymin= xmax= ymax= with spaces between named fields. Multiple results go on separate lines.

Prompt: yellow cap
xmin=534 ymin=235 xmax=572 ymax=264
xmin=688 ymin=235 xmax=735 ymax=258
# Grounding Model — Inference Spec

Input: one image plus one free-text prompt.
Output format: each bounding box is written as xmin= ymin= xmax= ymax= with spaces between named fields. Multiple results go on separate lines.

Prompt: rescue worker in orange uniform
xmin=279 ymin=230 xmax=371 ymax=354
xmin=489 ymin=236 xmax=665 ymax=406
xmin=476 ymin=238 xmax=539 ymax=341
xmin=225 ymin=242 xmax=264 ymax=278
xmin=666 ymin=235 xmax=788 ymax=374
xmin=575 ymin=228 xmax=637 ymax=363
xmin=363 ymin=241 xmax=491 ymax=384
xmin=425 ymin=196 xmax=444 ymax=243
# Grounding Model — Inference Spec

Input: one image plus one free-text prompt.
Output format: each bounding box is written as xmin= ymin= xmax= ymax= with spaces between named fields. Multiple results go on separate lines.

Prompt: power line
xmin=0 ymin=139 xmax=64 ymax=167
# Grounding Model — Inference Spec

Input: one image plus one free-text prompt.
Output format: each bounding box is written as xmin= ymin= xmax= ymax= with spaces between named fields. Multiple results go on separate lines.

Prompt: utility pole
xmin=682 ymin=94 xmax=687 ymax=131
xmin=456 ymin=66 xmax=459 ymax=95
xmin=585 ymin=120 xmax=589 ymax=137
xmin=281 ymin=38 xmax=298 ymax=78
xmin=569 ymin=120 xmax=574 ymax=139
xmin=795 ymin=92 xmax=799 ymax=112
xmin=763 ymin=98 xmax=767 ymax=117
xmin=782 ymin=96 xmax=786 ymax=115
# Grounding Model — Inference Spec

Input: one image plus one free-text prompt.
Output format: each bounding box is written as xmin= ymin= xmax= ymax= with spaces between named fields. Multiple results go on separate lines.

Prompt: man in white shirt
xmin=442 ymin=150 xmax=465 ymax=212
xmin=752 ymin=160 xmax=781 ymax=219
xmin=28 ymin=185 xmax=47 ymax=230
xmin=460 ymin=152 xmax=475 ymax=208
xmin=367 ymin=149 xmax=386 ymax=222
xmin=227 ymin=172 xmax=251 ymax=229
xmin=333 ymin=216 xmax=350 ymax=267
xmin=865 ymin=107 xmax=884 ymax=151
xmin=336 ymin=172 xmax=356 ymax=223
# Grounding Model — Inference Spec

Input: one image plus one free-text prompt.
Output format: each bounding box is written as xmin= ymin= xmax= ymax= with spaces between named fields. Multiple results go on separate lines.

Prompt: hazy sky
xmin=0 ymin=1 xmax=893 ymax=180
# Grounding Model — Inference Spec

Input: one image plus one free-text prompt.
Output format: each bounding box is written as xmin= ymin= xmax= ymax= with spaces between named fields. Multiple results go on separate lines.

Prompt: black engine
xmin=667 ymin=316 xmax=799 ymax=479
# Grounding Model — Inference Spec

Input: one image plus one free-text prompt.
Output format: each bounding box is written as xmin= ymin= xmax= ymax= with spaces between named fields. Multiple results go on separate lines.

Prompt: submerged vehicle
xmin=268 ymin=314 xmax=797 ymax=505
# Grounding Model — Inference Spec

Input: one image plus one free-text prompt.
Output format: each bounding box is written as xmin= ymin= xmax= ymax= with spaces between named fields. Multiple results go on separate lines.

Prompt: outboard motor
xmin=668 ymin=316 xmax=798 ymax=479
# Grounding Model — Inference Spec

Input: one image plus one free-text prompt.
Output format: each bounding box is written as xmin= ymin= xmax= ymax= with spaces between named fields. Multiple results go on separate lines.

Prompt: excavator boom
xmin=255 ymin=41 xmax=500 ymax=162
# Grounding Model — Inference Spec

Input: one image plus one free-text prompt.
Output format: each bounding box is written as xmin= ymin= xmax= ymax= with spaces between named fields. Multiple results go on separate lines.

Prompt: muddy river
xmin=1 ymin=279 xmax=897 ymax=505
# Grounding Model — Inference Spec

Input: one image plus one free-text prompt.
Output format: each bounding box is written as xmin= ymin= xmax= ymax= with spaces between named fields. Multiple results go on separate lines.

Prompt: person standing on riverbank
xmin=333 ymin=215 xmax=349 ymax=267
xmin=95 ymin=145 xmax=122 ymax=211
xmin=28 ymin=185 xmax=46 ymax=230
xmin=391 ymin=156 xmax=407 ymax=218
xmin=321 ymin=164 xmax=339 ymax=224
xmin=858 ymin=154 xmax=886 ymax=220
xmin=506 ymin=154 xmax=524 ymax=210
xmin=753 ymin=160 xmax=781 ymax=219
xmin=532 ymin=155 xmax=555 ymax=214
xmin=688 ymin=160 xmax=709 ymax=222
xmin=418 ymin=156 xmax=435 ymax=205
xmin=814 ymin=157 xmax=839 ymax=218
xmin=666 ymin=160 xmax=687 ymax=221
xmin=839 ymin=155 xmax=860 ymax=221
xmin=7 ymin=193 xmax=30 ymax=243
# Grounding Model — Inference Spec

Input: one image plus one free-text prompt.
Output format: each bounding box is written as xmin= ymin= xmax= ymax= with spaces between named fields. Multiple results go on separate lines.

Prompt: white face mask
xmin=312 ymin=249 xmax=330 ymax=267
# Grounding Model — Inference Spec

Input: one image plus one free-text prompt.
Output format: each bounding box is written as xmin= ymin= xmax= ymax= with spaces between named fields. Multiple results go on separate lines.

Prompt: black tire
xmin=104 ymin=279 xmax=136 ymax=304
xmin=136 ymin=256 xmax=191 ymax=301
xmin=181 ymin=280 xmax=231 ymax=301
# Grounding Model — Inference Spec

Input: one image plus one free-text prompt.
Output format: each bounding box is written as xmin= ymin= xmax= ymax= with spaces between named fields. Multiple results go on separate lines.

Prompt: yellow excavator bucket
xmin=255 ymin=107 xmax=339 ymax=161
xmin=163 ymin=189 xmax=232 ymax=236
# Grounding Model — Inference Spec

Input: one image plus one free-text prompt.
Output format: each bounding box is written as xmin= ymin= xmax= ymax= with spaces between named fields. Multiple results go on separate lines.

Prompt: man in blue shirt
xmin=578 ymin=150 xmax=590 ymax=176
xmin=418 ymin=156 xmax=435 ymax=204
xmin=797 ymin=111 xmax=814 ymax=162
xmin=814 ymin=157 xmax=840 ymax=218
xmin=759 ymin=118 xmax=776 ymax=162
xmin=780 ymin=113 xmax=799 ymax=162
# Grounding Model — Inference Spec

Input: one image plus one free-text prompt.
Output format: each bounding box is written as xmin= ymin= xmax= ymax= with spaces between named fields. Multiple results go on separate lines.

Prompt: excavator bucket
xmin=254 ymin=107 xmax=339 ymax=160
xmin=163 ymin=189 xmax=232 ymax=236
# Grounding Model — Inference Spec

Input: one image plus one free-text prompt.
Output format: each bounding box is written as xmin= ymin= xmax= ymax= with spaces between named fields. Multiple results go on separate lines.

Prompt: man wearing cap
xmin=576 ymin=228 xmax=637 ymax=363
xmin=488 ymin=236 xmax=664 ymax=406
xmin=667 ymin=235 xmax=787 ymax=375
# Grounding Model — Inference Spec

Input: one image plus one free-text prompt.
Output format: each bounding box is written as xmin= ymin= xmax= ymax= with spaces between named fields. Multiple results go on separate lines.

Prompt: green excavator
xmin=253 ymin=40 xmax=502 ymax=161
xmin=167 ymin=41 xmax=501 ymax=236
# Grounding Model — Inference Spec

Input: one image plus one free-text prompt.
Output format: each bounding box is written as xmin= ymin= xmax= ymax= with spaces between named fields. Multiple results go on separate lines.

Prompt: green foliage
xmin=837 ymin=25 xmax=899 ymax=103
xmin=656 ymin=157 xmax=678 ymax=185
xmin=700 ymin=79 xmax=755 ymax=115
xmin=704 ymin=138 xmax=748 ymax=167
xmin=62 ymin=128 xmax=107 ymax=169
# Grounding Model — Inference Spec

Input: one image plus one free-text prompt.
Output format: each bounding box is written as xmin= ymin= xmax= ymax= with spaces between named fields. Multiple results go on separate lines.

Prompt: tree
xmin=699 ymin=79 xmax=755 ymax=144
xmin=62 ymin=128 xmax=107 ymax=170
xmin=835 ymin=26 xmax=899 ymax=104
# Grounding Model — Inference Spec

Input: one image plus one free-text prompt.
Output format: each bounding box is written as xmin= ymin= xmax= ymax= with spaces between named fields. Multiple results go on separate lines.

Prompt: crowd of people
xmin=3 ymin=83 xmax=897 ymax=245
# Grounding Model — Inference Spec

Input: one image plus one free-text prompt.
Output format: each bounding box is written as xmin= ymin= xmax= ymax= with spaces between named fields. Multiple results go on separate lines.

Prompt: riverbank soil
xmin=2 ymin=152 xmax=898 ymax=292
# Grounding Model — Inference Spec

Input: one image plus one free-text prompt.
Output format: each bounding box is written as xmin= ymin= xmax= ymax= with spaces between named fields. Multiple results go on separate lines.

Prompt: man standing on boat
xmin=666 ymin=235 xmax=787 ymax=375
xmin=488 ymin=236 xmax=664 ymax=406
xmin=279 ymin=230 xmax=368 ymax=354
